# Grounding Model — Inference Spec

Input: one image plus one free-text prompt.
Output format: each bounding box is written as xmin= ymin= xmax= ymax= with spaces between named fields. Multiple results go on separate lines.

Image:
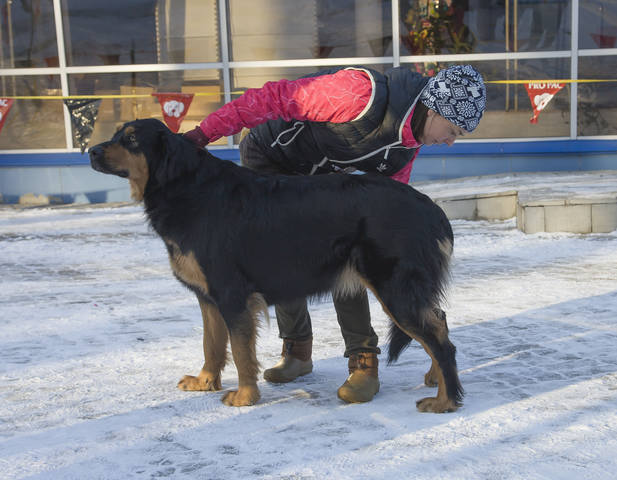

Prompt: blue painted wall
xmin=411 ymin=140 xmax=617 ymax=181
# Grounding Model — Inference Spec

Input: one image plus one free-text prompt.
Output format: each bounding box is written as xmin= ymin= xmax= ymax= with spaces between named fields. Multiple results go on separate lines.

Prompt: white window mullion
xmin=52 ymin=0 xmax=73 ymax=151
xmin=392 ymin=0 xmax=400 ymax=67
xmin=218 ymin=0 xmax=233 ymax=148
xmin=570 ymin=0 xmax=579 ymax=140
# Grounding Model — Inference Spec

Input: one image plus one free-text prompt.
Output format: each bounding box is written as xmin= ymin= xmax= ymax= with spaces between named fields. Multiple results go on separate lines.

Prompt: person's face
xmin=420 ymin=108 xmax=467 ymax=146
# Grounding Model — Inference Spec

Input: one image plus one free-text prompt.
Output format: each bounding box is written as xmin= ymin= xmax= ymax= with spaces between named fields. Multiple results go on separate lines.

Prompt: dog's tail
xmin=387 ymin=322 xmax=413 ymax=363
xmin=387 ymin=308 xmax=450 ymax=364
xmin=387 ymin=235 xmax=453 ymax=364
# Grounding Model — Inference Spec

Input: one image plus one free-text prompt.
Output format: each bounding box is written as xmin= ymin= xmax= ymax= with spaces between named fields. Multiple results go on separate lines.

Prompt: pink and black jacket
xmin=199 ymin=66 xmax=429 ymax=184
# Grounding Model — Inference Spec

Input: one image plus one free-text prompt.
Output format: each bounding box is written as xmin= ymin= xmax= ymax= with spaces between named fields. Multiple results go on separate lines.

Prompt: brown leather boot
xmin=263 ymin=337 xmax=313 ymax=383
xmin=337 ymin=352 xmax=380 ymax=403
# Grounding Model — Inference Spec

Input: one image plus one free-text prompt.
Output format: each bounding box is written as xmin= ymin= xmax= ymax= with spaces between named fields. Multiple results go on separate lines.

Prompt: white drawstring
xmin=309 ymin=156 xmax=329 ymax=175
xmin=270 ymin=122 xmax=305 ymax=147
xmin=326 ymin=141 xmax=402 ymax=165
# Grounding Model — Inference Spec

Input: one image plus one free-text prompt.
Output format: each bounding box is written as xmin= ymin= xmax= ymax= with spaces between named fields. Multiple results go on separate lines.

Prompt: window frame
xmin=0 ymin=0 xmax=616 ymax=154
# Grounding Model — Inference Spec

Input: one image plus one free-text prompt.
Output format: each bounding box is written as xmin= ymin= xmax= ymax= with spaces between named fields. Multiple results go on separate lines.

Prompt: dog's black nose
xmin=88 ymin=145 xmax=103 ymax=161
xmin=89 ymin=145 xmax=107 ymax=173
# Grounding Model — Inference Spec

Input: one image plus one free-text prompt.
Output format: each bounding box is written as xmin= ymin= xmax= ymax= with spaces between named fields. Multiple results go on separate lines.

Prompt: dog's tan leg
xmin=367 ymin=284 xmax=460 ymax=413
xmin=384 ymin=311 xmax=458 ymax=412
xmin=424 ymin=360 xmax=439 ymax=387
xmin=178 ymin=297 xmax=228 ymax=392
xmin=412 ymin=309 xmax=459 ymax=413
xmin=221 ymin=311 xmax=260 ymax=407
xmin=414 ymin=339 xmax=458 ymax=413
xmin=424 ymin=309 xmax=448 ymax=388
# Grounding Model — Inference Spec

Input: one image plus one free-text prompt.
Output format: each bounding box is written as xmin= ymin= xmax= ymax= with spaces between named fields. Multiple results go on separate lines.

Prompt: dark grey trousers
xmin=239 ymin=134 xmax=380 ymax=356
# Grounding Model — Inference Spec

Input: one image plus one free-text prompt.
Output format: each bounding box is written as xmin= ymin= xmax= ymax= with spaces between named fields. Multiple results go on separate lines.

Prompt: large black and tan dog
xmin=89 ymin=118 xmax=462 ymax=413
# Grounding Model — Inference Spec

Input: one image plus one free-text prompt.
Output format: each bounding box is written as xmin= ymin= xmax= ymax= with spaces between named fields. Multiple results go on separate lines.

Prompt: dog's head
xmin=89 ymin=118 xmax=198 ymax=201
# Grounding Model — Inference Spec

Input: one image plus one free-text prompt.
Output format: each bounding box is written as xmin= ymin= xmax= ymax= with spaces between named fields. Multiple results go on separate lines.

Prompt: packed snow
xmin=1 ymin=175 xmax=617 ymax=479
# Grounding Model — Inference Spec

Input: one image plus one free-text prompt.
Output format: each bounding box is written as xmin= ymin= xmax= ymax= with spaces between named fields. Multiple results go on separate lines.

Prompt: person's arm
xmin=187 ymin=69 xmax=373 ymax=143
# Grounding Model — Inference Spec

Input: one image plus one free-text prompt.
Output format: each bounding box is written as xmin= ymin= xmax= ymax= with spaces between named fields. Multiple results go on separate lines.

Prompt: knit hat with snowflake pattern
xmin=419 ymin=65 xmax=486 ymax=133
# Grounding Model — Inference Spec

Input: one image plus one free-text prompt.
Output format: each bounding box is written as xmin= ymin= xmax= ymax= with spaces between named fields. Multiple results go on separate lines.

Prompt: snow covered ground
xmin=1 ymin=179 xmax=617 ymax=479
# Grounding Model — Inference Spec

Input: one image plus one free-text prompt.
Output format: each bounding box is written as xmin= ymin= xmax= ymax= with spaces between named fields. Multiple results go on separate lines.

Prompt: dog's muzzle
xmin=89 ymin=144 xmax=128 ymax=177
xmin=89 ymin=145 xmax=107 ymax=173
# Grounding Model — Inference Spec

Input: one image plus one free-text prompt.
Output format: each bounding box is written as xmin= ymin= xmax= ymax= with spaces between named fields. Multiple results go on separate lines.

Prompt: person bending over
xmin=184 ymin=64 xmax=486 ymax=404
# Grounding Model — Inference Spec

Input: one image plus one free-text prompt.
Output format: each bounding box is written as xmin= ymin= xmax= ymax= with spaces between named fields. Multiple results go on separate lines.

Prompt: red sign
xmin=524 ymin=82 xmax=565 ymax=124
xmin=591 ymin=33 xmax=616 ymax=48
xmin=0 ymin=98 xmax=14 ymax=134
xmin=152 ymin=93 xmax=194 ymax=133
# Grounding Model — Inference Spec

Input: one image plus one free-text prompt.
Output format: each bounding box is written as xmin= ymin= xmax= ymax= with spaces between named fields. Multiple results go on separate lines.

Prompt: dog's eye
xmin=126 ymin=134 xmax=137 ymax=145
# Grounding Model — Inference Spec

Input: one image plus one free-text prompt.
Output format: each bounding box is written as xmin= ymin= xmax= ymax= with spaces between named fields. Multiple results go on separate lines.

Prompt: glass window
xmin=0 ymin=0 xmax=58 ymax=69
xmin=401 ymin=58 xmax=571 ymax=138
xmin=228 ymin=0 xmax=392 ymax=61
xmin=577 ymin=56 xmax=617 ymax=136
xmin=69 ymin=69 xmax=226 ymax=145
xmin=232 ymin=66 xmax=327 ymax=93
xmin=511 ymin=0 xmax=571 ymax=51
xmin=399 ymin=0 xmax=571 ymax=55
xmin=0 ymin=76 xmax=65 ymax=149
xmin=61 ymin=0 xmax=219 ymax=66
xmin=231 ymin=64 xmax=390 ymax=91
xmin=579 ymin=0 xmax=617 ymax=49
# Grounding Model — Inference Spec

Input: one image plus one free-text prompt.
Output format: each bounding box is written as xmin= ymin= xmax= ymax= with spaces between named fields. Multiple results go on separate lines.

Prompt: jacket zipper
xmin=270 ymin=75 xmax=426 ymax=174
xmin=322 ymin=89 xmax=423 ymax=168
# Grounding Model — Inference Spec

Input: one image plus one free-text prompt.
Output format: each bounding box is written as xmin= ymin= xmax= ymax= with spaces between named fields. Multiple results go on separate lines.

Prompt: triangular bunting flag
xmin=152 ymin=93 xmax=194 ymax=133
xmin=591 ymin=33 xmax=616 ymax=48
xmin=64 ymin=98 xmax=102 ymax=153
xmin=0 ymin=98 xmax=14 ymax=135
xmin=524 ymin=82 xmax=565 ymax=124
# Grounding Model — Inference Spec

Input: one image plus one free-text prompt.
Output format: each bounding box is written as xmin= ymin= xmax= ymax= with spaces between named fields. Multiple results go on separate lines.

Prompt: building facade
xmin=1 ymin=0 xmax=616 ymax=203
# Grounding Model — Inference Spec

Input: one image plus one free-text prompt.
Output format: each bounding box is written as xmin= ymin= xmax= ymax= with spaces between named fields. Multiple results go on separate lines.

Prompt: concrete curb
xmin=517 ymin=195 xmax=617 ymax=234
xmin=431 ymin=187 xmax=617 ymax=234
xmin=435 ymin=190 xmax=518 ymax=221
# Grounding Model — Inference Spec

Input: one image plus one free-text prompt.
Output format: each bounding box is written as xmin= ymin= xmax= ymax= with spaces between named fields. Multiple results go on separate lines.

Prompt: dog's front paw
xmin=177 ymin=372 xmax=222 ymax=391
xmin=416 ymin=396 xmax=459 ymax=413
xmin=221 ymin=385 xmax=260 ymax=406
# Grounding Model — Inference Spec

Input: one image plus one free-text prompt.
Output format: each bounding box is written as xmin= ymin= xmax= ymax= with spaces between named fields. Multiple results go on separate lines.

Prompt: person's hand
xmin=183 ymin=126 xmax=209 ymax=148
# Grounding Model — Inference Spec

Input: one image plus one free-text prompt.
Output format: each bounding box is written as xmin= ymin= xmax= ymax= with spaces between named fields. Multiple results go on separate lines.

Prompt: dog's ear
xmin=155 ymin=128 xmax=201 ymax=185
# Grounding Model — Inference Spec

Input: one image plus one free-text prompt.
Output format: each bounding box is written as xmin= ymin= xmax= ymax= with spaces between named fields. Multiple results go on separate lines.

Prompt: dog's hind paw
xmin=221 ymin=385 xmax=260 ymax=407
xmin=424 ymin=364 xmax=439 ymax=387
xmin=416 ymin=396 xmax=459 ymax=413
xmin=177 ymin=373 xmax=222 ymax=391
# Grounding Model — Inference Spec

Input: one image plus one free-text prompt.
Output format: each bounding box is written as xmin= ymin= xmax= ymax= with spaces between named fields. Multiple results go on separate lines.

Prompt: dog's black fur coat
xmin=89 ymin=118 xmax=462 ymax=411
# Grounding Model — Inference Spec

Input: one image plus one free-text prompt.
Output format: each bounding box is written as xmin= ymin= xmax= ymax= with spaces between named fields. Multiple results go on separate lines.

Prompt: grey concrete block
xmin=477 ymin=194 xmax=517 ymax=220
xmin=477 ymin=190 xmax=518 ymax=199
xmin=592 ymin=203 xmax=617 ymax=233
xmin=517 ymin=205 xmax=545 ymax=234
xmin=519 ymin=197 xmax=565 ymax=207
xmin=545 ymin=204 xmax=592 ymax=233
xmin=568 ymin=196 xmax=617 ymax=205
xmin=438 ymin=198 xmax=477 ymax=220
